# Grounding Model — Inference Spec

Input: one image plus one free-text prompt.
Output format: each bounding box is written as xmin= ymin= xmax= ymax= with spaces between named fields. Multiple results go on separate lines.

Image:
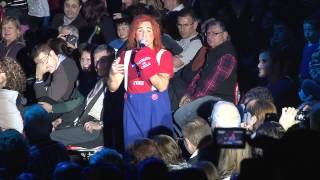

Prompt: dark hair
xmin=80 ymin=44 xmax=96 ymax=71
xmin=47 ymin=38 xmax=73 ymax=56
xmin=23 ymin=104 xmax=51 ymax=144
xmin=177 ymin=8 xmax=197 ymax=22
xmin=259 ymin=46 xmax=288 ymax=75
xmin=137 ymin=157 xmax=169 ymax=180
xmin=115 ymin=18 xmax=131 ymax=26
xmin=127 ymin=138 xmax=160 ymax=164
xmin=0 ymin=57 xmax=26 ymax=93
xmin=0 ymin=129 xmax=29 ymax=178
xmin=53 ymin=161 xmax=82 ymax=180
xmin=82 ymin=0 xmax=109 ymax=23
xmin=255 ymin=121 xmax=285 ymax=139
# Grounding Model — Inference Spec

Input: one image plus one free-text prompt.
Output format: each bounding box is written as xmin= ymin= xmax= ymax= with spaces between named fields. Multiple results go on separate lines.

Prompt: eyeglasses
xmin=177 ymin=22 xmax=194 ymax=28
xmin=205 ymin=31 xmax=224 ymax=37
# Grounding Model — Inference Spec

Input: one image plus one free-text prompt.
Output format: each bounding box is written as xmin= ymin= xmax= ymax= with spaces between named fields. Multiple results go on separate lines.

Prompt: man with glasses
xmin=33 ymin=40 xmax=79 ymax=107
xmin=173 ymin=19 xmax=238 ymax=137
xmin=174 ymin=8 xmax=202 ymax=72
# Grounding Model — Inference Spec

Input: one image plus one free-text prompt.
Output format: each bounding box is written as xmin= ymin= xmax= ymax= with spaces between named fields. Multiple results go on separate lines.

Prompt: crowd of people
xmin=1 ymin=0 xmax=320 ymax=179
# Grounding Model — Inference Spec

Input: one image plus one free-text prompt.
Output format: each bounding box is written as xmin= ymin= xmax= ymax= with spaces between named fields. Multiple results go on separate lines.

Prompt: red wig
xmin=127 ymin=14 xmax=163 ymax=50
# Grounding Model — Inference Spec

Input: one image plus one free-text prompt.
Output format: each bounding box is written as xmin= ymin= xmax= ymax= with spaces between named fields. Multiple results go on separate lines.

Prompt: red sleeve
xmin=158 ymin=50 xmax=174 ymax=77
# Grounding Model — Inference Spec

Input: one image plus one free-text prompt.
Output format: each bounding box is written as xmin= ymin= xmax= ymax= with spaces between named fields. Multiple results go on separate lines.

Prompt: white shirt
xmin=175 ymin=33 xmax=202 ymax=72
xmin=27 ymin=0 xmax=50 ymax=17
xmin=0 ymin=89 xmax=23 ymax=133
xmin=172 ymin=3 xmax=184 ymax=11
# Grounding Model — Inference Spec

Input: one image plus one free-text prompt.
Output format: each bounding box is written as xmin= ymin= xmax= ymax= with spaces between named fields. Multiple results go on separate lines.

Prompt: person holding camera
xmin=108 ymin=14 xmax=174 ymax=148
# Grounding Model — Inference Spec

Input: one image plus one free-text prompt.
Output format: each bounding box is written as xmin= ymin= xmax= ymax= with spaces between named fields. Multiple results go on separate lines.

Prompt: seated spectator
xmin=257 ymin=47 xmax=298 ymax=111
xmin=299 ymin=17 xmax=319 ymax=81
xmin=58 ymin=25 xmax=80 ymax=50
xmin=192 ymin=160 xmax=219 ymax=180
xmin=33 ymin=38 xmax=80 ymax=121
xmin=23 ymin=104 xmax=70 ymax=179
xmin=50 ymin=54 xmax=115 ymax=148
xmin=0 ymin=57 xmax=26 ymax=133
xmin=0 ymin=16 xmax=25 ymax=59
xmin=137 ymin=157 xmax=170 ymax=180
xmin=243 ymin=99 xmax=277 ymax=132
xmin=50 ymin=0 xmax=87 ymax=35
xmin=53 ymin=161 xmax=82 ymax=180
xmin=81 ymin=163 xmax=124 ymax=180
xmin=210 ymin=101 xmax=252 ymax=179
xmin=152 ymin=135 xmax=191 ymax=170
xmin=81 ymin=0 xmax=117 ymax=45
xmin=109 ymin=18 xmax=130 ymax=56
xmin=174 ymin=8 xmax=202 ymax=72
xmin=182 ymin=117 xmax=214 ymax=164
xmin=0 ymin=129 xmax=29 ymax=179
xmin=89 ymin=147 xmax=125 ymax=173
xmin=179 ymin=19 xmax=237 ymax=108
xmin=77 ymin=44 xmax=98 ymax=96
xmin=126 ymin=138 xmax=161 ymax=165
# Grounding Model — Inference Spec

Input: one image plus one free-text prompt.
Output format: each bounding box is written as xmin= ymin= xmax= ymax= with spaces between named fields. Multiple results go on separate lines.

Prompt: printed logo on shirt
xmin=132 ymin=80 xmax=145 ymax=86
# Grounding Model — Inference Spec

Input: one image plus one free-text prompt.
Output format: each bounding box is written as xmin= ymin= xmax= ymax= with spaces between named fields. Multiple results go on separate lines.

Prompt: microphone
xmin=138 ymin=39 xmax=146 ymax=49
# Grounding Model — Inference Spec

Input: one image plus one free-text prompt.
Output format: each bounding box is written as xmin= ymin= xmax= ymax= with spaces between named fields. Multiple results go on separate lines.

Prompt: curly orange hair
xmin=127 ymin=14 xmax=163 ymax=50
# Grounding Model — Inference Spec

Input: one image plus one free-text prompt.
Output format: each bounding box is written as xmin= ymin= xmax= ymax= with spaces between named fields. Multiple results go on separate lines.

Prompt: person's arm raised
xmin=107 ymin=57 xmax=124 ymax=92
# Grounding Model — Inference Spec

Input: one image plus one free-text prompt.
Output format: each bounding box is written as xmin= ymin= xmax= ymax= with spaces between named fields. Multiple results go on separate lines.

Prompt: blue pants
xmin=124 ymin=90 xmax=173 ymax=147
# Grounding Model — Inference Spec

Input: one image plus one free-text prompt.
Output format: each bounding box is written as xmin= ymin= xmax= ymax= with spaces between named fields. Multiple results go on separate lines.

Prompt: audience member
xmin=153 ymin=135 xmax=191 ymax=170
xmin=23 ymin=104 xmax=70 ymax=179
xmin=161 ymin=0 xmax=185 ymax=39
xmin=299 ymin=18 xmax=319 ymax=81
xmin=137 ymin=157 xmax=170 ymax=180
xmin=0 ymin=57 xmax=26 ymax=133
xmin=192 ymin=160 xmax=219 ymax=180
xmin=82 ymin=0 xmax=117 ymax=45
xmin=50 ymin=55 xmax=114 ymax=148
xmin=127 ymin=138 xmax=161 ymax=165
xmin=53 ymin=161 xmax=82 ymax=180
xmin=0 ymin=16 xmax=25 ymax=59
xmin=50 ymin=0 xmax=87 ymax=32
xmin=179 ymin=19 xmax=237 ymax=107
xmin=0 ymin=129 xmax=29 ymax=179
xmin=174 ymin=8 xmax=202 ymax=72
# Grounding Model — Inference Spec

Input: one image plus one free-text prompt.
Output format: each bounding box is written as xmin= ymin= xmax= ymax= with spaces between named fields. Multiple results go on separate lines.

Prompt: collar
xmin=172 ymin=4 xmax=184 ymax=11
xmin=63 ymin=16 xmax=77 ymax=25
xmin=181 ymin=32 xmax=199 ymax=41
xmin=56 ymin=54 xmax=66 ymax=70
xmin=190 ymin=149 xmax=199 ymax=159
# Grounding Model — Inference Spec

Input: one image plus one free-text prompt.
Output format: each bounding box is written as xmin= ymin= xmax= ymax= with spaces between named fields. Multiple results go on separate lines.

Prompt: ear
xmin=222 ymin=31 xmax=229 ymax=41
xmin=193 ymin=20 xmax=198 ymax=30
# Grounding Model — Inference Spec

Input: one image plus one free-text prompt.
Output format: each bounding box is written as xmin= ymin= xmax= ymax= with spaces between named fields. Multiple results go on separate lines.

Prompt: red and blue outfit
xmin=120 ymin=48 xmax=174 ymax=147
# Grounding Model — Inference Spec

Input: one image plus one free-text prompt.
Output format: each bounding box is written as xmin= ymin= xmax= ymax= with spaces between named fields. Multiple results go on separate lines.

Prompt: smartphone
xmin=214 ymin=128 xmax=246 ymax=148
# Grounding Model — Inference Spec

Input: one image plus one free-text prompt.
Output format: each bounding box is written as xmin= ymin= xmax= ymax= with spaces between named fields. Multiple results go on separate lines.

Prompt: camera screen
xmin=215 ymin=128 xmax=245 ymax=148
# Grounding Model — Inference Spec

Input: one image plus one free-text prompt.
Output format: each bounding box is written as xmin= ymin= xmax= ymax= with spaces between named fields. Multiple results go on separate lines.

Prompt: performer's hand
xmin=179 ymin=95 xmax=192 ymax=108
xmin=134 ymin=47 xmax=159 ymax=79
xmin=84 ymin=121 xmax=102 ymax=133
xmin=39 ymin=102 xmax=53 ymax=113
xmin=110 ymin=57 xmax=124 ymax=75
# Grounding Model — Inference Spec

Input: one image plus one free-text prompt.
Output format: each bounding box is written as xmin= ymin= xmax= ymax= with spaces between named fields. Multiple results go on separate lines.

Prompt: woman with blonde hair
xmin=153 ymin=135 xmax=191 ymax=170
xmin=0 ymin=16 xmax=25 ymax=59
